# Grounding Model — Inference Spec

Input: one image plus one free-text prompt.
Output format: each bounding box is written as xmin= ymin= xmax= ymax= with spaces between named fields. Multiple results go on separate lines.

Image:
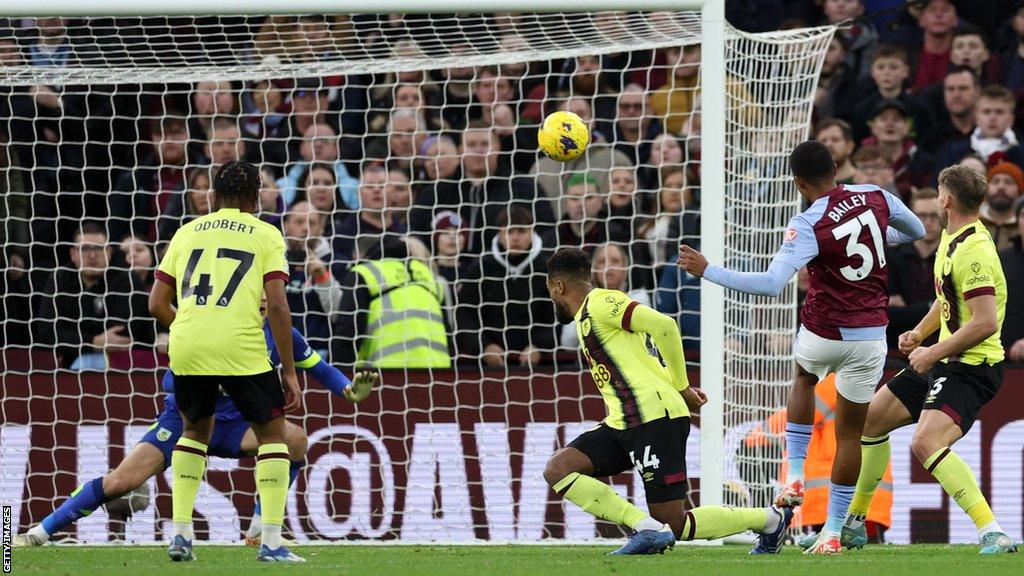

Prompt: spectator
xmin=366 ymin=108 xmax=426 ymax=174
xmin=531 ymin=97 xmax=632 ymax=213
xmin=258 ymin=167 xmax=285 ymax=226
xmin=0 ymin=249 xmax=32 ymax=347
xmin=817 ymin=35 xmax=857 ymax=120
xmin=851 ymin=145 xmax=897 ymax=191
xmin=522 ymin=55 xmax=616 ymax=124
xmin=559 ymin=242 xmax=653 ymax=348
xmin=641 ymin=166 xmax=692 ymax=271
xmin=242 ymin=78 xmax=290 ymax=139
xmin=470 ymin=66 xmax=517 ymax=121
xmin=204 ymin=115 xmax=248 ymax=166
xmin=385 ymin=168 xmax=413 ymax=228
xmin=414 ymin=135 xmax=460 ymax=184
xmin=1002 ymin=1 xmax=1024 ymax=90
xmin=118 ymin=235 xmax=157 ymax=290
xmin=430 ymin=210 xmax=469 ymax=284
xmin=459 ymin=205 xmax=554 ymax=367
xmin=429 ymin=211 xmax=470 ymax=336
xmin=282 ymin=200 xmax=342 ymax=353
xmin=438 ymin=47 xmax=476 ymax=131
xmin=886 ymin=188 xmax=941 ymax=347
xmin=910 ymin=0 xmax=958 ymax=92
xmin=860 ymin=99 xmax=935 ymax=200
xmin=981 ymin=162 xmax=1024 ymax=250
xmin=189 ymin=80 xmax=238 ymax=143
xmin=276 ymin=122 xmax=360 ymax=210
xmin=157 ymin=165 xmax=216 ymax=244
xmin=110 ymin=116 xmax=198 ymax=241
xmin=958 ymin=153 xmax=988 ymax=176
xmin=848 ymin=44 xmax=931 ymax=141
xmin=332 ymin=165 xmax=407 ymax=276
xmin=937 ymin=84 xmax=1021 ymax=167
xmin=649 ymin=45 xmax=700 ymax=135
xmin=950 ymin=24 xmax=1000 ymax=86
xmin=823 ymin=0 xmax=878 ymax=78
xmin=410 ymin=121 xmax=553 ymax=256
xmin=333 ymin=236 xmax=450 ymax=368
xmin=998 ymin=198 xmax=1024 ymax=361
xmin=815 ymin=119 xmax=857 ymax=183
xmin=607 ymin=166 xmax=642 ymax=229
xmin=546 ymin=172 xmax=653 ymax=289
xmin=33 ymin=222 xmax=153 ymax=370
xmin=262 ymin=78 xmax=333 ymax=169
xmin=922 ymin=66 xmax=980 ymax=155
xmin=295 ymin=161 xmax=341 ymax=214
xmin=640 ymin=132 xmax=684 ymax=190
xmin=606 ymin=83 xmax=662 ymax=166
xmin=655 ymin=257 xmax=702 ymax=352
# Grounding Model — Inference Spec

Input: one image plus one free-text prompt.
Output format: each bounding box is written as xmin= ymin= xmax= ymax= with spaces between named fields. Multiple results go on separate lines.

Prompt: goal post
xmin=0 ymin=3 xmax=834 ymax=543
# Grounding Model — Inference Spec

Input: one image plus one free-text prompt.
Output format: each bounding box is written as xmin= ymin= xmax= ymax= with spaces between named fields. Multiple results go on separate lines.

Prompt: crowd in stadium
xmin=1 ymin=0 xmax=1023 ymax=371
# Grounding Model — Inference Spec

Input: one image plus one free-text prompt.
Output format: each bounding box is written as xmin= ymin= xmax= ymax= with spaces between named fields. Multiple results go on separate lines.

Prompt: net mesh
xmin=0 ymin=12 xmax=834 ymax=542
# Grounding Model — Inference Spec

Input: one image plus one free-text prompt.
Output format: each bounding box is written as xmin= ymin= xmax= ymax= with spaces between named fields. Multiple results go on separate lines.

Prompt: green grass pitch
xmin=11 ymin=544 xmax=1022 ymax=576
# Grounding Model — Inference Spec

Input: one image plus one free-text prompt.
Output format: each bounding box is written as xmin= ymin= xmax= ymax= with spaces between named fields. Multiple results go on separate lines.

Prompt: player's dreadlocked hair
xmin=213 ymin=160 xmax=261 ymax=210
xmin=547 ymin=247 xmax=592 ymax=284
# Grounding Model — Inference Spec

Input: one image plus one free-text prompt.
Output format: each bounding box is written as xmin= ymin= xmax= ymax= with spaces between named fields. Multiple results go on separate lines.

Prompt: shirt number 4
xmin=182 ymin=248 xmax=255 ymax=306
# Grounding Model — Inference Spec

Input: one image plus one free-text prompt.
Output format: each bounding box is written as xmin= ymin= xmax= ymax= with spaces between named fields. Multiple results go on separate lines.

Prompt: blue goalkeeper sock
xmin=41 ymin=477 xmax=110 ymax=535
xmin=254 ymin=460 xmax=303 ymax=518
xmin=785 ymin=422 xmax=813 ymax=480
xmin=824 ymin=482 xmax=856 ymax=534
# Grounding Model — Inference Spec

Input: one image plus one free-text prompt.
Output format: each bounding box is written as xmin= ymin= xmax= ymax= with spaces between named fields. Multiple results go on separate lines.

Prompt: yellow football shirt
xmin=933 ymin=220 xmax=1006 ymax=365
xmin=155 ymin=208 xmax=289 ymax=375
xmin=575 ymin=288 xmax=689 ymax=430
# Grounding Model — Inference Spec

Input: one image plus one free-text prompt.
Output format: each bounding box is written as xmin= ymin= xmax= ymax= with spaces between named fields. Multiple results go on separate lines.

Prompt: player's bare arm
xmin=264 ymin=278 xmax=300 ymax=412
xmin=908 ymin=295 xmax=999 ymax=374
xmin=899 ymin=299 xmax=942 ymax=355
xmin=148 ymin=279 xmax=177 ymax=328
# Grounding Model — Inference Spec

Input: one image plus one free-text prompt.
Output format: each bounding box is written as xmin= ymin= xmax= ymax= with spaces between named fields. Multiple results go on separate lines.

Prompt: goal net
xmin=0 ymin=11 xmax=834 ymax=543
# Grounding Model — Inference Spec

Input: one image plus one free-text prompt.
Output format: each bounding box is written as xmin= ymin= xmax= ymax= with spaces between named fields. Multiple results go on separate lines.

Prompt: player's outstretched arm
xmin=626 ymin=303 xmax=689 ymax=391
xmin=678 ymin=244 xmax=799 ymax=297
xmin=884 ymin=190 xmax=926 ymax=244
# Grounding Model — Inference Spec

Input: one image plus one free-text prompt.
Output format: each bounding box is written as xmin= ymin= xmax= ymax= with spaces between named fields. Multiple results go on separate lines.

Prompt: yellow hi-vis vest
xmin=350 ymin=258 xmax=451 ymax=369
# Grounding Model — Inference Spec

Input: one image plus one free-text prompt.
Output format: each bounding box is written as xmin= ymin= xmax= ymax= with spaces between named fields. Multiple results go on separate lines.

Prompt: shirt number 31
xmin=181 ymin=248 xmax=255 ymax=307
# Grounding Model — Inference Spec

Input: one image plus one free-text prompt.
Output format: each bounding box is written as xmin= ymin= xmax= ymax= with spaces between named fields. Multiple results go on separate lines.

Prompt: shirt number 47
xmin=629 ymin=445 xmax=660 ymax=475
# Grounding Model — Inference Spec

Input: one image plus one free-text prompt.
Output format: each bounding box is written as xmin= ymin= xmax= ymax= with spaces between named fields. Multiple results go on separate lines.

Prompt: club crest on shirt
xmin=580 ymin=317 xmax=593 ymax=337
xmin=156 ymin=428 xmax=172 ymax=442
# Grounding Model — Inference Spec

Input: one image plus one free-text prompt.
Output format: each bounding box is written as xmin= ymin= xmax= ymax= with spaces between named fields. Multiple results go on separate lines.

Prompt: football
xmin=537 ymin=110 xmax=590 ymax=162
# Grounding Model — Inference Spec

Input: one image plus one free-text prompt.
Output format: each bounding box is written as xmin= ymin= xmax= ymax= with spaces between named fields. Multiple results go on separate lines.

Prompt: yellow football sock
xmin=554 ymin=473 xmax=648 ymax=530
xmin=255 ymin=443 xmax=291 ymax=527
xmin=925 ymin=447 xmax=995 ymax=530
xmin=848 ymin=434 xmax=890 ymax=518
xmin=171 ymin=437 xmax=208 ymax=525
xmin=680 ymin=506 xmax=768 ymax=541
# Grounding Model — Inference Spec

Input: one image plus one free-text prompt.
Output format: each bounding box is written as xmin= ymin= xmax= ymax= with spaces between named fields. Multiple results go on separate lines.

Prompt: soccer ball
xmin=538 ymin=111 xmax=590 ymax=162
